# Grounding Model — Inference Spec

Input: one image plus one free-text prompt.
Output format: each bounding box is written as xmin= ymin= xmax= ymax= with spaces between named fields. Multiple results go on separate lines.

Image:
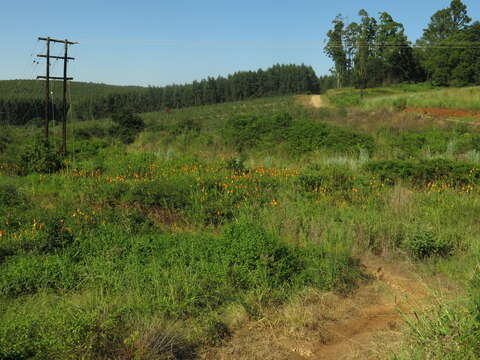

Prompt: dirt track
xmin=202 ymin=256 xmax=447 ymax=360
xmin=310 ymin=95 xmax=325 ymax=109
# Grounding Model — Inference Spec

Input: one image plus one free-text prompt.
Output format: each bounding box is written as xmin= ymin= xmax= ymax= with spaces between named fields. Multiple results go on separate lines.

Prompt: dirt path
xmin=310 ymin=95 xmax=325 ymax=109
xmin=308 ymin=257 xmax=430 ymax=360
xmin=297 ymin=95 xmax=327 ymax=109
xmin=202 ymin=256 xmax=451 ymax=360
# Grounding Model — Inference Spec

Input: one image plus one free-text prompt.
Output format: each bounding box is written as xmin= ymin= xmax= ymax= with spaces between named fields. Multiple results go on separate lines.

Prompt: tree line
xmin=1 ymin=64 xmax=327 ymax=125
xmin=324 ymin=0 xmax=480 ymax=88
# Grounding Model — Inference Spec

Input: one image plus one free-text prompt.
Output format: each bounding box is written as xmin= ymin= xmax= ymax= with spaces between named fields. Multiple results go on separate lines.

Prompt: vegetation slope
xmin=0 ymin=86 xmax=479 ymax=359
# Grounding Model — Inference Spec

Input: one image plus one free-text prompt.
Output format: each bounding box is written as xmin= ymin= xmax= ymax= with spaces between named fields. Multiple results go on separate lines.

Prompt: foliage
xmin=0 ymin=64 xmax=322 ymax=125
xmin=16 ymin=141 xmax=64 ymax=175
xmin=224 ymin=113 xmax=374 ymax=154
xmin=365 ymin=159 xmax=480 ymax=185
xmin=422 ymin=22 xmax=480 ymax=86
xmin=297 ymin=165 xmax=362 ymax=193
xmin=124 ymin=179 xmax=192 ymax=210
xmin=0 ymin=182 xmax=26 ymax=208
xmin=324 ymin=10 xmax=423 ymax=89
xmin=1 ymin=93 xmax=480 ymax=358
xmin=111 ymin=108 xmax=145 ymax=144
xmin=404 ymin=229 xmax=453 ymax=259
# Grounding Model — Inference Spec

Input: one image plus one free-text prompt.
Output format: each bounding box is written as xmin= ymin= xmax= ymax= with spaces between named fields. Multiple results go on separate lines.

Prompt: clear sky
xmin=2 ymin=0 xmax=479 ymax=86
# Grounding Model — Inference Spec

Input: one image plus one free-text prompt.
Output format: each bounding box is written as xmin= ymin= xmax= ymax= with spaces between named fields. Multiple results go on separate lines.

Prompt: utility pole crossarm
xmin=37 ymin=76 xmax=73 ymax=80
xmin=38 ymin=37 xmax=78 ymax=45
xmin=37 ymin=54 xmax=75 ymax=60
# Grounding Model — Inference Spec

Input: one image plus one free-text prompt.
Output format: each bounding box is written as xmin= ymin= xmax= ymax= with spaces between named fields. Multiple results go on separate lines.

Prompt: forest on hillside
xmin=0 ymin=64 xmax=325 ymax=125
xmin=325 ymin=0 xmax=480 ymax=88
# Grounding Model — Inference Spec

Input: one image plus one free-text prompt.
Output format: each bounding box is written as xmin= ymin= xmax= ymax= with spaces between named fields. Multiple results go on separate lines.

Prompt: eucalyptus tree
xmin=324 ymin=15 xmax=348 ymax=88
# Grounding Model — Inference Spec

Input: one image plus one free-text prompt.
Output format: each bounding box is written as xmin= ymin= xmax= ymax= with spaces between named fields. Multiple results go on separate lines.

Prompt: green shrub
xmin=221 ymin=222 xmax=303 ymax=288
xmin=297 ymin=165 xmax=358 ymax=192
xmin=224 ymin=113 xmax=293 ymax=151
xmin=404 ymin=229 xmax=453 ymax=260
xmin=390 ymin=130 xmax=452 ymax=157
xmin=285 ymin=119 xmax=374 ymax=154
xmin=0 ymin=303 xmax=127 ymax=360
xmin=74 ymin=124 xmax=109 ymax=140
xmin=72 ymin=138 xmax=110 ymax=157
xmin=17 ymin=142 xmax=63 ymax=175
xmin=171 ymin=118 xmax=201 ymax=136
xmin=0 ymin=254 xmax=78 ymax=296
xmin=224 ymin=155 xmax=247 ymax=174
xmin=0 ymin=182 xmax=26 ymax=208
xmin=392 ymin=97 xmax=407 ymax=111
xmin=471 ymin=271 xmax=480 ymax=323
xmin=365 ymin=158 xmax=480 ymax=185
xmin=0 ymin=126 xmax=12 ymax=153
xmin=125 ymin=179 xmax=192 ymax=210
xmin=224 ymin=112 xmax=374 ymax=155
xmin=111 ymin=108 xmax=145 ymax=144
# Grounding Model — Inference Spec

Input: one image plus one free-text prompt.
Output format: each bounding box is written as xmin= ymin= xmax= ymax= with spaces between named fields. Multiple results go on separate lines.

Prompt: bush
xmin=297 ymin=165 xmax=359 ymax=193
xmin=0 ymin=182 xmax=26 ymax=208
xmin=224 ymin=155 xmax=247 ymax=174
xmin=73 ymin=138 xmax=110 ymax=158
xmin=124 ymin=179 xmax=192 ymax=210
xmin=392 ymin=97 xmax=407 ymax=111
xmin=0 ymin=303 xmax=127 ymax=360
xmin=221 ymin=222 xmax=303 ymax=288
xmin=224 ymin=113 xmax=293 ymax=151
xmin=390 ymin=130 xmax=451 ymax=157
xmin=74 ymin=124 xmax=108 ymax=140
xmin=17 ymin=142 xmax=63 ymax=175
xmin=224 ymin=112 xmax=375 ymax=155
xmin=365 ymin=158 xmax=480 ymax=185
xmin=111 ymin=108 xmax=145 ymax=144
xmin=404 ymin=229 xmax=453 ymax=259
xmin=0 ymin=126 xmax=12 ymax=153
xmin=171 ymin=119 xmax=201 ymax=136
xmin=0 ymin=254 xmax=78 ymax=296
xmin=471 ymin=271 xmax=480 ymax=324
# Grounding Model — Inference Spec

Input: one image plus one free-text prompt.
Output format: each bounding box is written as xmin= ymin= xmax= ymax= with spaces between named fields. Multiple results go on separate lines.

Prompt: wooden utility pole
xmin=37 ymin=37 xmax=78 ymax=153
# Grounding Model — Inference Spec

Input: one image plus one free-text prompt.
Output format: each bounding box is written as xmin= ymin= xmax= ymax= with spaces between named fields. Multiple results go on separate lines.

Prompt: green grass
xmin=361 ymin=86 xmax=480 ymax=111
xmin=325 ymin=83 xmax=438 ymax=108
xmin=325 ymin=83 xmax=480 ymax=112
xmin=0 ymin=93 xmax=479 ymax=358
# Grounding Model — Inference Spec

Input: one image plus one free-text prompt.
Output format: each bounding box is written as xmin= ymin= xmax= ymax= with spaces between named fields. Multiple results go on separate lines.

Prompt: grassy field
xmin=0 ymin=93 xmax=479 ymax=359
xmin=325 ymin=83 xmax=480 ymax=112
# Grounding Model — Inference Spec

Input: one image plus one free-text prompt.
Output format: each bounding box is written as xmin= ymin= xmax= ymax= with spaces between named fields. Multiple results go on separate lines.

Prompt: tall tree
xmin=355 ymin=10 xmax=377 ymax=91
xmin=422 ymin=0 xmax=471 ymax=43
xmin=324 ymin=15 xmax=348 ymax=88
xmin=376 ymin=12 xmax=420 ymax=83
xmin=420 ymin=0 xmax=474 ymax=85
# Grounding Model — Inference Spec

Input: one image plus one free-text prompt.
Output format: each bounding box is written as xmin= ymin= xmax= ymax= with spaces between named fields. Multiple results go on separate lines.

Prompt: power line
xmin=75 ymin=38 xmax=480 ymax=49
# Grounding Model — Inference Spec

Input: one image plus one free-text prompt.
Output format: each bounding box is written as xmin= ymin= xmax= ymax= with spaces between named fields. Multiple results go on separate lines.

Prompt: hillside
xmin=0 ymin=89 xmax=479 ymax=359
xmin=0 ymin=80 xmax=145 ymax=101
xmin=0 ymin=64 xmax=324 ymax=125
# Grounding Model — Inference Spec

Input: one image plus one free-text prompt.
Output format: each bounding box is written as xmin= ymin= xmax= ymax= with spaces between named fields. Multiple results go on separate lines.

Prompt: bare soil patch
xmin=297 ymin=95 xmax=327 ymax=109
xmin=405 ymin=107 xmax=480 ymax=119
xmin=201 ymin=255 xmax=456 ymax=360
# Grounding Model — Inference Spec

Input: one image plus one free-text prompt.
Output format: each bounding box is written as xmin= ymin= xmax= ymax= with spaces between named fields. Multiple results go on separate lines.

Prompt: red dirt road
xmin=405 ymin=107 xmax=480 ymax=119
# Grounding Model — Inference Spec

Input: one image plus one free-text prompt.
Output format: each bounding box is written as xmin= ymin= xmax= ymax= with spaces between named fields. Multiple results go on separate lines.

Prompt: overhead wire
xmin=75 ymin=38 xmax=480 ymax=49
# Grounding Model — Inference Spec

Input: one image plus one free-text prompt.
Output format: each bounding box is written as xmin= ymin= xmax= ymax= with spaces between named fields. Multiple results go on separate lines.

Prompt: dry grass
xmin=200 ymin=256 xmax=449 ymax=360
xmin=362 ymin=86 xmax=480 ymax=111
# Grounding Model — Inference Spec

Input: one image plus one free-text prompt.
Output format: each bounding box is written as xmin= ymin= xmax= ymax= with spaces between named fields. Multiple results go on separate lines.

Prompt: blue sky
xmin=2 ymin=0 xmax=479 ymax=86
